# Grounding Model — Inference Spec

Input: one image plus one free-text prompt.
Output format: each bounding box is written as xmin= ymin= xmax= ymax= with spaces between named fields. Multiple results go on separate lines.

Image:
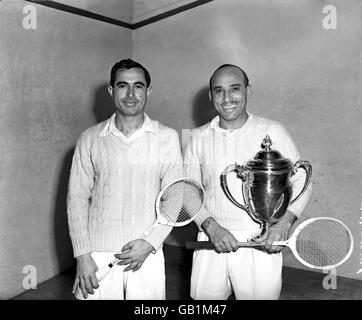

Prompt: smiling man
xmin=67 ymin=59 xmax=182 ymax=300
xmin=184 ymin=64 xmax=312 ymax=300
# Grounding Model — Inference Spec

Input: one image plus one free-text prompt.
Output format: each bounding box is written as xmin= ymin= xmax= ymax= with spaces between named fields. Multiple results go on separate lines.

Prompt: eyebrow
xmin=115 ymin=81 xmax=146 ymax=87
xmin=134 ymin=81 xmax=146 ymax=86
xmin=212 ymin=83 xmax=242 ymax=91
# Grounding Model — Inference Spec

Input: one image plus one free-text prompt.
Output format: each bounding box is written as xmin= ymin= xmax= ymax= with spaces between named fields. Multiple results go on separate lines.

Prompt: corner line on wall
xmin=24 ymin=0 xmax=215 ymax=30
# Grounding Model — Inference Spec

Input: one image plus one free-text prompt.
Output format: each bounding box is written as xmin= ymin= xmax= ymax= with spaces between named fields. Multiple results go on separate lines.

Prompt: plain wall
xmin=133 ymin=0 xmax=361 ymax=279
xmin=0 ymin=0 xmax=131 ymax=298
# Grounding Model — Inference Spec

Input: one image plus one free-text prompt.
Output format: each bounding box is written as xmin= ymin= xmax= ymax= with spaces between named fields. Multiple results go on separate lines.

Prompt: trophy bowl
xmin=221 ymin=135 xmax=312 ymax=237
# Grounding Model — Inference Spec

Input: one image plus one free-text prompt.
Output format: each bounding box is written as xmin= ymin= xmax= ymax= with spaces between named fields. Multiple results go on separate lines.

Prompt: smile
xmin=222 ymin=105 xmax=237 ymax=112
xmin=124 ymin=101 xmax=139 ymax=106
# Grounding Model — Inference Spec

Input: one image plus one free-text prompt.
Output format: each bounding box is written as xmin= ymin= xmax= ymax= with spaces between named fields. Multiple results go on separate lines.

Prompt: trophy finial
xmin=262 ymin=135 xmax=272 ymax=151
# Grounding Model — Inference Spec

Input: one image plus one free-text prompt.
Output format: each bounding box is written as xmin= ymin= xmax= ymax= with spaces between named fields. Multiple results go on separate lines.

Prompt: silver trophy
xmin=221 ymin=135 xmax=312 ymax=237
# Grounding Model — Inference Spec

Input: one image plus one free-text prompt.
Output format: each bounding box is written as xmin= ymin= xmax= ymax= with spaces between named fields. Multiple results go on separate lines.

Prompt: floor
xmin=12 ymin=244 xmax=362 ymax=300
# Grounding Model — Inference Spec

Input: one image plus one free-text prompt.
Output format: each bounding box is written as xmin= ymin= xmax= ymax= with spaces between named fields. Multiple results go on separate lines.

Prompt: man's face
xmin=108 ymin=67 xmax=151 ymax=117
xmin=209 ymin=67 xmax=249 ymax=125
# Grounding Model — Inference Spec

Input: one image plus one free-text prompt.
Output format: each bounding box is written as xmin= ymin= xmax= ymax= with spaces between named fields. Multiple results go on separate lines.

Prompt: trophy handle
xmin=290 ymin=160 xmax=312 ymax=205
xmin=220 ymin=164 xmax=249 ymax=212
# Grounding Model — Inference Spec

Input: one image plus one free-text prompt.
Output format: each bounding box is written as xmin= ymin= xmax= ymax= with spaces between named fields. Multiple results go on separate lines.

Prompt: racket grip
xmin=186 ymin=241 xmax=215 ymax=249
xmin=74 ymin=286 xmax=83 ymax=300
xmin=186 ymin=241 xmax=267 ymax=250
xmin=73 ymin=258 xmax=120 ymax=300
xmin=95 ymin=258 xmax=120 ymax=281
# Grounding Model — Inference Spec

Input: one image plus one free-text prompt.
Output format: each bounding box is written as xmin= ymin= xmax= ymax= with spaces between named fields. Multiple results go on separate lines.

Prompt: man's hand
xmin=114 ymin=239 xmax=154 ymax=272
xmin=72 ymin=253 xmax=99 ymax=299
xmin=202 ymin=217 xmax=239 ymax=253
xmin=254 ymin=211 xmax=297 ymax=253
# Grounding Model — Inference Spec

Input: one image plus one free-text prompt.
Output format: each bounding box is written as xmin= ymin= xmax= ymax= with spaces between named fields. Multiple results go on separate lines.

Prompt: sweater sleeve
xmin=183 ymin=129 xmax=209 ymax=230
xmin=141 ymin=129 xmax=183 ymax=251
xmin=67 ymin=131 xmax=95 ymax=257
xmin=269 ymin=124 xmax=313 ymax=218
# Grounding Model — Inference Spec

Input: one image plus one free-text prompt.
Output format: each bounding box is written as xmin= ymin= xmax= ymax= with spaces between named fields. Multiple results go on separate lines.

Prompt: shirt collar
xmin=208 ymin=112 xmax=253 ymax=136
xmin=99 ymin=113 xmax=158 ymax=139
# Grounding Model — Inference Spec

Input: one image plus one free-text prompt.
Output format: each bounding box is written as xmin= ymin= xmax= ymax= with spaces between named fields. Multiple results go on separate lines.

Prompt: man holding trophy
xmin=184 ymin=64 xmax=312 ymax=300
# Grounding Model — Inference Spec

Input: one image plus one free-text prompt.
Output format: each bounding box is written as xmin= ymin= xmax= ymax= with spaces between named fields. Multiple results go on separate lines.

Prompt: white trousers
xmin=190 ymin=230 xmax=282 ymax=300
xmin=76 ymin=249 xmax=166 ymax=300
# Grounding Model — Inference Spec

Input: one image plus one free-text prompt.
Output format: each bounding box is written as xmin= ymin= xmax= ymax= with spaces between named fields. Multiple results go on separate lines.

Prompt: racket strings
xmin=296 ymin=220 xmax=352 ymax=268
xmin=159 ymin=180 xmax=204 ymax=224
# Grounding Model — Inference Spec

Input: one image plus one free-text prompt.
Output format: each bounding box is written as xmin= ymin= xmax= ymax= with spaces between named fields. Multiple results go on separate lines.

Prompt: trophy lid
xmin=246 ymin=135 xmax=293 ymax=171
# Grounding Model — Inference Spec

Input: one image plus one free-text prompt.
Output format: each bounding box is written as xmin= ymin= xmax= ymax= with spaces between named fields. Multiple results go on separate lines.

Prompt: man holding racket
xmin=184 ymin=64 xmax=312 ymax=300
xmin=67 ymin=58 xmax=182 ymax=300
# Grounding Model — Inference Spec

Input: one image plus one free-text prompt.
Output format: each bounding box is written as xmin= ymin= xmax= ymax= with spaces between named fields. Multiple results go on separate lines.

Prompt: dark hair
xmin=110 ymin=58 xmax=151 ymax=87
xmin=209 ymin=64 xmax=249 ymax=90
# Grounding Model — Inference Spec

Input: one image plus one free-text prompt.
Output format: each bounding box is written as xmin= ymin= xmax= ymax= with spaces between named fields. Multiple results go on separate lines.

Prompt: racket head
xmin=155 ymin=178 xmax=205 ymax=227
xmin=288 ymin=217 xmax=354 ymax=270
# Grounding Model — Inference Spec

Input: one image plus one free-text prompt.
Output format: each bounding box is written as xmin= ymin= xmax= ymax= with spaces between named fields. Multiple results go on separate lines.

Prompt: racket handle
xmin=95 ymin=258 xmax=120 ymax=281
xmin=186 ymin=241 xmax=267 ymax=250
xmin=74 ymin=286 xmax=83 ymax=300
xmin=186 ymin=241 xmax=215 ymax=249
xmin=73 ymin=258 xmax=120 ymax=299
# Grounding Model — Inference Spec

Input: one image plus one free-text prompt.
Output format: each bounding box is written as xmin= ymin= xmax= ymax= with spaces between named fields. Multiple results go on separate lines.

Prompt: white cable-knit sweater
xmin=67 ymin=114 xmax=183 ymax=257
xmin=184 ymin=113 xmax=312 ymax=231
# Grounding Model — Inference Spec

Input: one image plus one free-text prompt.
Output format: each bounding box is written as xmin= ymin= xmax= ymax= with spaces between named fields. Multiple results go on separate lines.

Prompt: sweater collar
xmin=207 ymin=112 xmax=253 ymax=136
xmin=99 ymin=113 xmax=158 ymax=138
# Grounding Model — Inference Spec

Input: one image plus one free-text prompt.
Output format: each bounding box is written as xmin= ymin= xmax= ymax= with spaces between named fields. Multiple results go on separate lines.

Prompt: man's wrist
xmin=143 ymin=239 xmax=156 ymax=253
xmin=201 ymin=217 xmax=217 ymax=234
xmin=139 ymin=238 xmax=156 ymax=254
xmin=281 ymin=210 xmax=297 ymax=226
xmin=76 ymin=252 xmax=92 ymax=262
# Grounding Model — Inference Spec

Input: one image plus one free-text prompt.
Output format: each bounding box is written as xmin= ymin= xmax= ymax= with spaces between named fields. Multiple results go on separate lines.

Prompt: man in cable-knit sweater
xmin=67 ymin=59 xmax=182 ymax=300
xmin=184 ymin=64 xmax=312 ymax=299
